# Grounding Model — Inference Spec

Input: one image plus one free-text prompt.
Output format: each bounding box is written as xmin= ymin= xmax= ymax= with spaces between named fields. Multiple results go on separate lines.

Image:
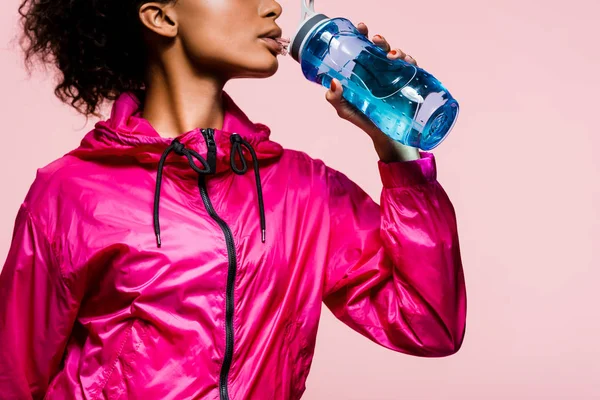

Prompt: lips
xmin=260 ymin=37 xmax=283 ymax=54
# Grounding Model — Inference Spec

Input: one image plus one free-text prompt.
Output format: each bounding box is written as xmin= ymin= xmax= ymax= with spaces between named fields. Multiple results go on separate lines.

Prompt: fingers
xmin=357 ymin=21 xmax=417 ymax=66
xmin=357 ymin=21 xmax=369 ymax=36
xmin=388 ymin=48 xmax=418 ymax=66
xmin=405 ymin=54 xmax=418 ymax=66
xmin=357 ymin=22 xmax=390 ymax=52
xmin=372 ymin=34 xmax=391 ymax=53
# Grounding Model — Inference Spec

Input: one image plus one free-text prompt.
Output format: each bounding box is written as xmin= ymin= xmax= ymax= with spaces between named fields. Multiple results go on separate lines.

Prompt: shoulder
xmin=277 ymin=148 xmax=340 ymax=183
xmin=278 ymin=148 xmax=325 ymax=169
xmin=21 ymin=154 xmax=92 ymax=238
xmin=274 ymin=147 xmax=365 ymax=202
xmin=280 ymin=148 xmax=359 ymax=192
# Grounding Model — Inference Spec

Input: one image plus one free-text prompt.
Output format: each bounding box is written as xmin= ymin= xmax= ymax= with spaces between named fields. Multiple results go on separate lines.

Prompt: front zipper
xmin=199 ymin=128 xmax=236 ymax=400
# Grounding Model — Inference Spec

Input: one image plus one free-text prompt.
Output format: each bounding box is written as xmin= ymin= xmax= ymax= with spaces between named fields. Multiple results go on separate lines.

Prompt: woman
xmin=0 ymin=0 xmax=467 ymax=399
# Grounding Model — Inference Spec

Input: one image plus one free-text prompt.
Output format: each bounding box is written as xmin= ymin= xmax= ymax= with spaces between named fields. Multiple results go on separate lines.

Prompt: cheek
xmin=180 ymin=15 xmax=250 ymax=55
xmin=177 ymin=22 xmax=273 ymax=71
xmin=179 ymin=27 xmax=230 ymax=63
xmin=200 ymin=35 xmax=265 ymax=67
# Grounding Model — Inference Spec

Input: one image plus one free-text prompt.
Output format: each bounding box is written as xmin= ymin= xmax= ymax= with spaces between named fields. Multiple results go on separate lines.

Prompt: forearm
xmin=323 ymin=153 xmax=466 ymax=356
xmin=370 ymin=130 xmax=421 ymax=162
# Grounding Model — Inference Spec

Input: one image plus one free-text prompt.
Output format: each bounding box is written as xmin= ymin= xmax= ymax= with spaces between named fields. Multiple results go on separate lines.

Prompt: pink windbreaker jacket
xmin=0 ymin=91 xmax=467 ymax=400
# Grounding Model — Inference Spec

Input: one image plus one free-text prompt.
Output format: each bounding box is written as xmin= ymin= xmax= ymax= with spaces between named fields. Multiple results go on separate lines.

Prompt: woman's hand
xmin=325 ymin=21 xmax=421 ymax=162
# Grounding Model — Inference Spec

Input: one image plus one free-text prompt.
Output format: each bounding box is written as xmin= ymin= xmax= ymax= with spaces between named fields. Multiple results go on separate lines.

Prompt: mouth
xmin=258 ymin=27 xmax=283 ymax=40
xmin=258 ymin=26 xmax=289 ymax=56
xmin=259 ymin=37 xmax=289 ymax=56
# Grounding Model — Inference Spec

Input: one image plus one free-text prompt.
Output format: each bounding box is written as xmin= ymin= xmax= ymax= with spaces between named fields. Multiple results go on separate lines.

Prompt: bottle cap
xmin=288 ymin=0 xmax=330 ymax=62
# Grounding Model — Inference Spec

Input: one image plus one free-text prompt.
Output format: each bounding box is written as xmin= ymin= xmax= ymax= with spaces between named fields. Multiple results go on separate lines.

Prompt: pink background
xmin=1 ymin=0 xmax=599 ymax=398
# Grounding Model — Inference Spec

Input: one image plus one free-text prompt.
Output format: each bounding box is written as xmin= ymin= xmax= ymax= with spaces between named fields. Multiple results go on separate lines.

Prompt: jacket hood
xmin=67 ymin=90 xmax=285 ymax=247
xmin=67 ymin=90 xmax=284 ymax=178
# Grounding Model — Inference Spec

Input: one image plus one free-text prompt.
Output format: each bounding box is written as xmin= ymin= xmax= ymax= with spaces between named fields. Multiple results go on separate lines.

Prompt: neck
xmin=141 ymin=59 xmax=228 ymax=139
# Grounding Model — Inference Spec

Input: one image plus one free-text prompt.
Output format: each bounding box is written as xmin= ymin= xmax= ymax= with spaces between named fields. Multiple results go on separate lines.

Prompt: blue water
xmin=299 ymin=18 xmax=459 ymax=150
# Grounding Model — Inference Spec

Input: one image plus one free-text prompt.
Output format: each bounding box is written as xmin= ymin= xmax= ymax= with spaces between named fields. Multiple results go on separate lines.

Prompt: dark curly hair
xmin=18 ymin=0 xmax=174 ymax=117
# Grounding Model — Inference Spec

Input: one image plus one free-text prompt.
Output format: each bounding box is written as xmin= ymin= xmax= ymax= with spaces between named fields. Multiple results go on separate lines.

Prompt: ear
xmin=138 ymin=2 xmax=178 ymax=38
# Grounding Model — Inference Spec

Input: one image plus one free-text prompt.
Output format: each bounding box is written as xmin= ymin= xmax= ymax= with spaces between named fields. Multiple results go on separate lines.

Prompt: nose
xmin=260 ymin=0 xmax=283 ymax=19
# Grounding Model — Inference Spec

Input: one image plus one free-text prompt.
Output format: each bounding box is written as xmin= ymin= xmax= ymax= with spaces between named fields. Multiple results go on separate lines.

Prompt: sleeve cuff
xmin=377 ymin=151 xmax=437 ymax=188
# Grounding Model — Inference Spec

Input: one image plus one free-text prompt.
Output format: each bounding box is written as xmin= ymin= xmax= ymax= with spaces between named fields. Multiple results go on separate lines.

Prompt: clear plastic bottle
xmin=286 ymin=0 xmax=459 ymax=150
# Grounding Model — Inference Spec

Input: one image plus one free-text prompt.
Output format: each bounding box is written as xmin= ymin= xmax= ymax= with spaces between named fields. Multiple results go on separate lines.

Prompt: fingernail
xmin=374 ymin=34 xmax=382 ymax=40
xmin=390 ymin=49 xmax=398 ymax=55
xmin=330 ymin=80 xmax=337 ymax=92
xmin=358 ymin=22 xmax=364 ymax=26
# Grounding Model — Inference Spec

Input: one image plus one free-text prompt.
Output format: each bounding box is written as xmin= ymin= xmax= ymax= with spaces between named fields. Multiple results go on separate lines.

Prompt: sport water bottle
xmin=283 ymin=0 xmax=459 ymax=150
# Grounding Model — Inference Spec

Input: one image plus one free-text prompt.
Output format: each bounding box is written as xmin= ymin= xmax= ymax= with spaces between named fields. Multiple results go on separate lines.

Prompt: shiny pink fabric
xmin=0 ymin=91 xmax=466 ymax=400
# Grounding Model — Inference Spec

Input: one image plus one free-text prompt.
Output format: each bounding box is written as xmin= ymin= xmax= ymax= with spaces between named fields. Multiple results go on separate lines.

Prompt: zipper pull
xmin=201 ymin=128 xmax=217 ymax=174
xmin=205 ymin=128 xmax=216 ymax=147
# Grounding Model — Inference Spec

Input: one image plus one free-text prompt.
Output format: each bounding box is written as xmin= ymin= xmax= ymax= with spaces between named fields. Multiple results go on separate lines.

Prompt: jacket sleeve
xmin=322 ymin=152 xmax=466 ymax=357
xmin=0 ymin=205 xmax=79 ymax=399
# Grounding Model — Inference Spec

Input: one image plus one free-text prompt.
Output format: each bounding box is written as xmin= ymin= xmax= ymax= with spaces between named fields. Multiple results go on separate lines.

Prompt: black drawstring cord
xmin=154 ymin=138 xmax=212 ymax=247
xmin=230 ymin=133 xmax=266 ymax=243
xmin=154 ymin=133 xmax=266 ymax=248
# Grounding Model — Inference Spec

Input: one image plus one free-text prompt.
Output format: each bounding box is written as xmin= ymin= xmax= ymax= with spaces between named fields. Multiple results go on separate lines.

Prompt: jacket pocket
xmin=284 ymin=318 xmax=313 ymax=400
xmin=96 ymin=319 xmax=145 ymax=400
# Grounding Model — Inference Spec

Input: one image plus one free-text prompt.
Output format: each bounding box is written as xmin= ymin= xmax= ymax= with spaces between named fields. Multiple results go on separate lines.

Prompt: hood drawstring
xmin=153 ymin=133 xmax=266 ymax=248
xmin=230 ymin=133 xmax=266 ymax=244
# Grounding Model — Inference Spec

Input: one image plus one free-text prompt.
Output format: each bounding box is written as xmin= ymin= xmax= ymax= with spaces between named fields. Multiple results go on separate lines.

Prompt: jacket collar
xmin=68 ymin=90 xmax=284 ymax=176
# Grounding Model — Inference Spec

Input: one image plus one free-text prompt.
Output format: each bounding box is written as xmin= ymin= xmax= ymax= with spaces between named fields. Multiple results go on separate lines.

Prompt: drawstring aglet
xmin=156 ymin=233 xmax=162 ymax=248
xmin=261 ymin=229 xmax=266 ymax=243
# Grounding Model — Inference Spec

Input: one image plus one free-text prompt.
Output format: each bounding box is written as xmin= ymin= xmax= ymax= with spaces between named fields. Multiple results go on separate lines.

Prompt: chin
xmin=235 ymin=49 xmax=279 ymax=78
xmin=237 ymin=57 xmax=280 ymax=79
xmin=260 ymin=57 xmax=279 ymax=76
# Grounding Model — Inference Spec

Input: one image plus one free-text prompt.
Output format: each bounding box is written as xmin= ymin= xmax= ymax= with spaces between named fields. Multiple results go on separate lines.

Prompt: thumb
xmin=325 ymin=77 xmax=379 ymax=134
xmin=325 ymin=78 xmax=344 ymax=111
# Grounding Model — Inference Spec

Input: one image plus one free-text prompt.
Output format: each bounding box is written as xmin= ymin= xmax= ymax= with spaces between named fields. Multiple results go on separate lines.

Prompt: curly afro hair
xmin=18 ymin=0 xmax=174 ymax=117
